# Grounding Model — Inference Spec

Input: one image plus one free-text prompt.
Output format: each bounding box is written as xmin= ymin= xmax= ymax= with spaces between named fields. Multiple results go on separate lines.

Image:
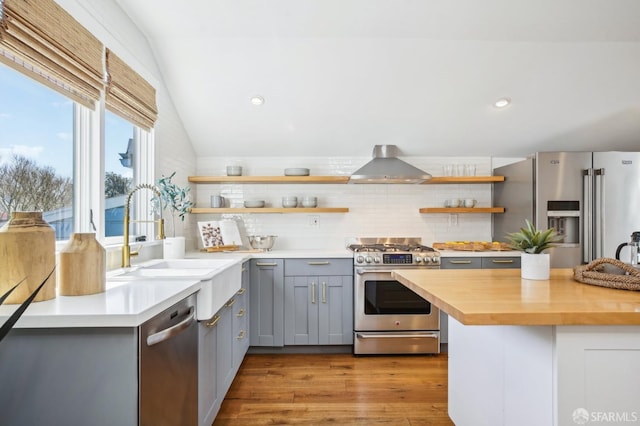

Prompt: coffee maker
xmin=615 ymin=232 xmax=640 ymax=265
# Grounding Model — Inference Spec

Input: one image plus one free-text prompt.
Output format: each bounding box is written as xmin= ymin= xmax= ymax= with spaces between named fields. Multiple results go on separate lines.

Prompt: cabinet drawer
xmin=481 ymin=257 xmax=521 ymax=269
xmin=440 ymin=257 xmax=481 ymax=269
xmin=284 ymin=258 xmax=353 ymax=276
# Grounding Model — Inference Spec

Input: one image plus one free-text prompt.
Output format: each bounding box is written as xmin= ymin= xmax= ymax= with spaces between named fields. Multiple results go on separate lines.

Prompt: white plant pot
xmin=520 ymin=252 xmax=550 ymax=280
xmin=163 ymin=236 xmax=185 ymax=259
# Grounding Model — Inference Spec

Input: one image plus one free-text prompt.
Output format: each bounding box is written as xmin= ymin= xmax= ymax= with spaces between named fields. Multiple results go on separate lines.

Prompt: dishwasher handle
xmin=146 ymin=306 xmax=195 ymax=347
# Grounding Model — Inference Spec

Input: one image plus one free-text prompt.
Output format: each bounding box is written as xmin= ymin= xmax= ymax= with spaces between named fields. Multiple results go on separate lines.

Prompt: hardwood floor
xmin=213 ymin=353 xmax=454 ymax=425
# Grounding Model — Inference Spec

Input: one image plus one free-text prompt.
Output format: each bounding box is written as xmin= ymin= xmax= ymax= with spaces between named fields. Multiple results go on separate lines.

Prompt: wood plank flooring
xmin=213 ymin=353 xmax=454 ymax=425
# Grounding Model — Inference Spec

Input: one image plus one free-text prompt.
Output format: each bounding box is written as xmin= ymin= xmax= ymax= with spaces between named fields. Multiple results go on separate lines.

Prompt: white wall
xmin=194 ymin=156 xmax=497 ymax=250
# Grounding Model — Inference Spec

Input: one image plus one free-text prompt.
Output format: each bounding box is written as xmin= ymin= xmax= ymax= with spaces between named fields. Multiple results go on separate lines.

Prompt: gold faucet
xmin=122 ymin=183 xmax=166 ymax=268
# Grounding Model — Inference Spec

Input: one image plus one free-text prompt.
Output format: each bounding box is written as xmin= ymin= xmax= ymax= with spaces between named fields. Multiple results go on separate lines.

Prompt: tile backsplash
xmin=193 ymin=156 xmax=498 ymax=250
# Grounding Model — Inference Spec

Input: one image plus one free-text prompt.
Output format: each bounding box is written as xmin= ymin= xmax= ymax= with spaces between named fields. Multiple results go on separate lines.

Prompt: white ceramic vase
xmin=163 ymin=236 xmax=185 ymax=259
xmin=520 ymin=252 xmax=550 ymax=280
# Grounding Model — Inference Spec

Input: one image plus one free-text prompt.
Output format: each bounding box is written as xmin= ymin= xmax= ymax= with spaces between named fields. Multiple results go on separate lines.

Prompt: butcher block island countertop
xmin=392 ymin=268 xmax=640 ymax=426
xmin=392 ymin=267 xmax=640 ymax=325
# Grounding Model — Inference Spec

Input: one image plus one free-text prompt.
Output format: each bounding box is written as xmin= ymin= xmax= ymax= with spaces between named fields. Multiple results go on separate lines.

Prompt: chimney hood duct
xmin=349 ymin=145 xmax=432 ymax=184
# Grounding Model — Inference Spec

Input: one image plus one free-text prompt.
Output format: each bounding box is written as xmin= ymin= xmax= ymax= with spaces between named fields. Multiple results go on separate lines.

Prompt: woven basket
xmin=573 ymin=258 xmax=640 ymax=291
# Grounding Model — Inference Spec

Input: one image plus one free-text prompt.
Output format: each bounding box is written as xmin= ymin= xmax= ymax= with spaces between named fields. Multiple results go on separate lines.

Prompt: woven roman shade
xmin=106 ymin=48 xmax=157 ymax=130
xmin=0 ymin=0 xmax=104 ymax=108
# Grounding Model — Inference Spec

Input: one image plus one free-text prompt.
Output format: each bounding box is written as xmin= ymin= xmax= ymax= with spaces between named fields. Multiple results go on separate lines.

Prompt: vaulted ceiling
xmin=115 ymin=0 xmax=640 ymax=158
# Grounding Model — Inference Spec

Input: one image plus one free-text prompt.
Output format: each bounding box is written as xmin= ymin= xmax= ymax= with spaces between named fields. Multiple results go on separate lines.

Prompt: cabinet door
xmin=198 ymin=316 xmax=219 ymax=426
xmin=216 ymin=300 xmax=234 ymax=399
xmin=481 ymin=257 xmax=521 ymax=269
xmin=249 ymin=259 xmax=284 ymax=347
xmin=284 ymin=276 xmax=319 ymax=345
xmin=318 ymin=275 xmax=353 ymax=345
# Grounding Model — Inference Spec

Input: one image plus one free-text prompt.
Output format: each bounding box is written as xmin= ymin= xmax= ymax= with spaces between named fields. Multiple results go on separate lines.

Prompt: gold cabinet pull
xmin=311 ymin=282 xmax=316 ymax=304
xmin=449 ymin=260 xmax=472 ymax=264
xmin=256 ymin=262 xmax=278 ymax=266
xmin=205 ymin=314 xmax=220 ymax=328
xmin=236 ymin=330 xmax=246 ymax=340
xmin=322 ymin=282 xmax=327 ymax=303
xmin=492 ymin=259 xmax=514 ymax=264
xmin=307 ymin=261 xmax=330 ymax=265
xmin=237 ymin=287 xmax=246 ymax=295
xmin=236 ymin=308 xmax=245 ymax=317
xmin=225 ymin=298 xmax=236 ymax=308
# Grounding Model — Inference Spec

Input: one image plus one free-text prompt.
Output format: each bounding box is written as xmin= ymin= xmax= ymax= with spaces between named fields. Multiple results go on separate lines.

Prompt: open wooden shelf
xmin=419 ymin=207 xmax=505 ymax=214
xmin=188 ymin=176 xmax=350 ymax=184
xmin=190 ymin=207 xmax=350 ymax=214
xmin=188 ymin=175 xmax=503 ymax=184
xmin=424 ymin=176 xmax=505 ymax=184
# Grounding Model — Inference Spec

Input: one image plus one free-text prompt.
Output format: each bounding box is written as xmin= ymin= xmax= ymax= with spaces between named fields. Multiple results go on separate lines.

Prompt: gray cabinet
xmin=232 ymin=261 xmax=250 ymax=370
xmin=198 ymin=263 xmax=250 ymax=426
xmin=216 ymin=298 xmax=235 ymax=399
xmin=481 ymin=257 xmax=521 ymax=269
xmin=250 ymin=258 xmax=284 ymax=347
xmin=284 ymin=259 xmax=353 ymax=345
xmin=441 ymin=256 xmax=520 ymax=269
xmin=198 ymin=314 xmax=220 ymax=426
xmin=440 ymin=257 xmax=481 ymax=269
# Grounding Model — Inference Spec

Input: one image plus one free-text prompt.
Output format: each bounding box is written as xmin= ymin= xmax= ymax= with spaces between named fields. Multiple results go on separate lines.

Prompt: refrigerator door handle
xmin=594 ymin=168 xmax=605 ymax=259
xmin=583 ymin=168 xmax=593 ymax=263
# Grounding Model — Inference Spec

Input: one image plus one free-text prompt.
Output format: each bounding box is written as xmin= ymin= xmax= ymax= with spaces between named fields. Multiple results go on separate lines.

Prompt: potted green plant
xmin=153 ymin=172 xmax=193 ymax=259
xmin=506 ymin=219 xmax=560 ymax=280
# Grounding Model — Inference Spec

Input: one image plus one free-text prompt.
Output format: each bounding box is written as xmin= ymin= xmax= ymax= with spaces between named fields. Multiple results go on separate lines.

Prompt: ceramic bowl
xmin=244 ymin=200 xmax=265 ymax=208
xmin=282 ymin=197 xmax=298 ymax=208
xmin=284 ymin=168 xmax=310 ymax=176
xmin=301 ymin=196 xmax=317 ymax=208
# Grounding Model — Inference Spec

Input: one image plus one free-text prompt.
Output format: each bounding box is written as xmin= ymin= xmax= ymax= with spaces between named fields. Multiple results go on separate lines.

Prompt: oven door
xmin=354 ymin=268 xmax=439 ymax=331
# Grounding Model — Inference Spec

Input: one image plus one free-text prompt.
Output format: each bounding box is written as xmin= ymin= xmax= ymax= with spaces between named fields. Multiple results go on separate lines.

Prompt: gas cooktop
xmin=347 ymin=237 xmax=440 ymax=267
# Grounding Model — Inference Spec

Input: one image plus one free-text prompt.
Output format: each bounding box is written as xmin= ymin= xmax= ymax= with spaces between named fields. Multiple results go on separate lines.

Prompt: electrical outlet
xmin=449 ymin=214 xmax=458 ymax=227
xmin=309 ymin=215 xmax=320 ymax=228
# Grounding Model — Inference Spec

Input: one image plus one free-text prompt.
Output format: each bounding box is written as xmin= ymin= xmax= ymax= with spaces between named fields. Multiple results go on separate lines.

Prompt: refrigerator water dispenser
xmin=547 ymin=201 xmax=580 ymax=245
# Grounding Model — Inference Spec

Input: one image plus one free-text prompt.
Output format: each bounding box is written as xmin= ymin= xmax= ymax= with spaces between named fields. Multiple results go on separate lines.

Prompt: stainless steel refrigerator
xmin=493 ymin=152 xmax=640 ymax=268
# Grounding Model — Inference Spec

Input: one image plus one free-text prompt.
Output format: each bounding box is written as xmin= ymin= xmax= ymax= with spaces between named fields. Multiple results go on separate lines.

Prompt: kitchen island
xmin=392 ymin=268 xmax=640 ymax=426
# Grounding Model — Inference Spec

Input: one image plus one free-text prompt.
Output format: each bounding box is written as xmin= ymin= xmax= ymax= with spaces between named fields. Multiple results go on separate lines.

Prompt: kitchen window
xmin=0 ymin=63 xmax=154 ymax=243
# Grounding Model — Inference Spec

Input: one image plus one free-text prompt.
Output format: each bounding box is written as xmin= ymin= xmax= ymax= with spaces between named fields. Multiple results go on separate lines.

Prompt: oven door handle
xmin=355 ymin=332 xmax=439 ymax=339
xmin=356 ymin=268 xmax=406 ymax=275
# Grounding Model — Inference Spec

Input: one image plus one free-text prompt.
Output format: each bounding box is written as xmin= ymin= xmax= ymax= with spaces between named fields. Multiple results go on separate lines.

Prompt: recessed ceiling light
xmin=494 ymin=97 xmax=511 ymax=108
xmin=250 ymin=95 xmax=265 ymax=106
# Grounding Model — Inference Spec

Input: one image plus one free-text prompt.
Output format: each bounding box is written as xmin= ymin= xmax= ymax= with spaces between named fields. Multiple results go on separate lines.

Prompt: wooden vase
xmin=0 ymin=211 xmax=56 ymax=304
xmin=58 ymin=233 xmax=106 ymax=296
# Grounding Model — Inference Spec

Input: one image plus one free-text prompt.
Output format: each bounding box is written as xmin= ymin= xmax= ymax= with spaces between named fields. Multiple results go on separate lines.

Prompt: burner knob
xmin=356 ymin=255 xmax=364 ymax=264
xmin=415 ymin=257 xmax=423 ymax=263
xmin=365 ymin=256 xmax=373 ymax=264
xmin=431 ymin=256 xmax=440 ymax=264
xmin=373 ymin=256 xmax=381 ymax=264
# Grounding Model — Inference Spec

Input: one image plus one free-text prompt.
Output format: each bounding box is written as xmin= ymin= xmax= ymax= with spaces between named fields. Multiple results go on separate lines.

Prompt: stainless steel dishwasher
xmin=140 ymin=293 xmax=198 ymax=426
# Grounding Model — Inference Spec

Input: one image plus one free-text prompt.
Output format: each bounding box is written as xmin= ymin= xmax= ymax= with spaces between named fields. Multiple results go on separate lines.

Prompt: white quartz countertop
xmin=0 ymin=278 xmax=202 ymax=328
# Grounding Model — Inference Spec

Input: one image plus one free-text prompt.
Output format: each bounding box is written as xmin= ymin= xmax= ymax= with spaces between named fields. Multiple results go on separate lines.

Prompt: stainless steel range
xmin=348 ymin=237 xmax=441 ymax=355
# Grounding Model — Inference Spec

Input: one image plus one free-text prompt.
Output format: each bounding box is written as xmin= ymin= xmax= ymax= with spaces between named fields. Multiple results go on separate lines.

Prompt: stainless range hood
xmin=349 ymin=145 xmax=432 ymax=184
